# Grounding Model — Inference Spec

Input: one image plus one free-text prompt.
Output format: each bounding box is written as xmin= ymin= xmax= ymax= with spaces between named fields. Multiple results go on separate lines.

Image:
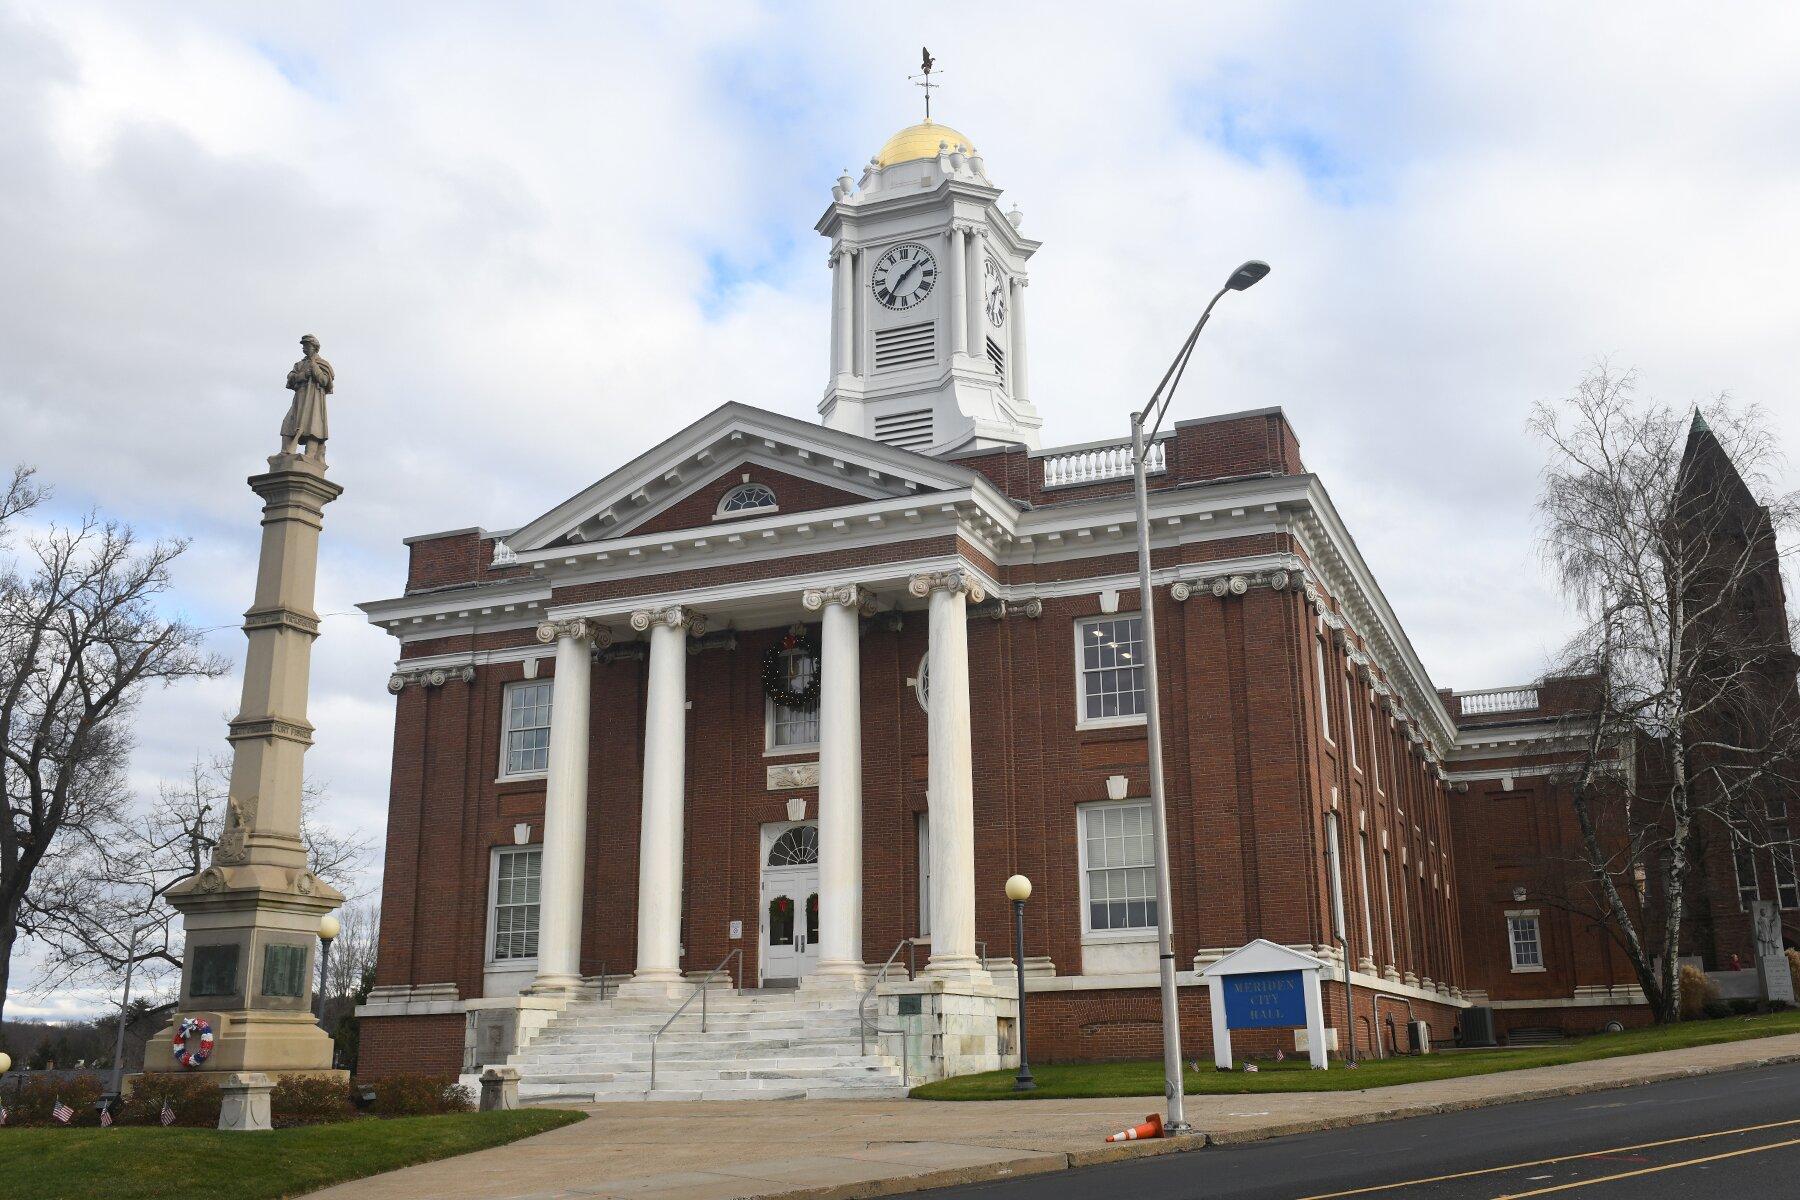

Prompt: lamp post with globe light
xmin=1005 ymin=874 xmax=1035 ymax=1091
xmin=315 ymin=912 xmax=341 ymax=1029
xmin=1130 ymin=259 xmax=1270 ymax=1133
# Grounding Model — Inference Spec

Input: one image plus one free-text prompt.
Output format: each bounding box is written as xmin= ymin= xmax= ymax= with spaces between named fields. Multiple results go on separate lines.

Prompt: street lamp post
xmin=1005 ymin=874 xmax=1035 ymax=1091
xmin=1131 ymin=259 xmax=1269 ymax=1134
xmin=315 ymin=912 xmax=341 ymax=1030
xmin=107 ymin=920 xmax=158 ymax=1105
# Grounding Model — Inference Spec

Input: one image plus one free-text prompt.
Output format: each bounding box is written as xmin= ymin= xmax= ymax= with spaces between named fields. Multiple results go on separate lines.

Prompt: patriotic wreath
xmin=172 ymin=1017 xmax=215 ymax=1069
xmin=760 ymin=629 xmax=821 ymax=711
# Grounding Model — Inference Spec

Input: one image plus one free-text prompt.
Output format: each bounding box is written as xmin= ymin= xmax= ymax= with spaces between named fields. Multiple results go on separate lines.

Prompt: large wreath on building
xmin=761 ymin=629 xmax=822 ymax=711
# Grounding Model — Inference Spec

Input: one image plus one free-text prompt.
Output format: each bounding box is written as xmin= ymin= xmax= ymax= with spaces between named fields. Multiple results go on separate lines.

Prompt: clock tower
xmin=816 ymin=119 xmax=1043 ymax=455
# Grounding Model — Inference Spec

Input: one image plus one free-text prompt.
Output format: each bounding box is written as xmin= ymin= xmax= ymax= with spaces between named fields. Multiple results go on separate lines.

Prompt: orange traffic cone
xmin=1105 ymin=1113 xmax=1164 ymax=1142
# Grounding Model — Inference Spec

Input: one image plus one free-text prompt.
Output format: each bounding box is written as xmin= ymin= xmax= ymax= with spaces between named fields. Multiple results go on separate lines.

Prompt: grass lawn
xmin=0 ymin=1108 xmax=586 ymax=1200
xmin=912 ymin=1008 xmax=1800 ymax=1100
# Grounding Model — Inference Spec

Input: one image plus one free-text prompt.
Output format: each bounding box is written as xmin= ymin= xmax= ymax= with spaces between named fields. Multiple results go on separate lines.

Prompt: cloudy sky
xmin=5 ymin=2 xmax=1798 ymax=1017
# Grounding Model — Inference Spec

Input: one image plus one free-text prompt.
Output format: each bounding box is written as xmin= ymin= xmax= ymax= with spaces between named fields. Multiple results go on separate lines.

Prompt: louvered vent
xmin=874 ymin=321 xmax=935 ymax=371
xmin=985 ymin=336 xmax=1005 ymax=376
xmin=874 ymin=408 xmax=934 ymax=452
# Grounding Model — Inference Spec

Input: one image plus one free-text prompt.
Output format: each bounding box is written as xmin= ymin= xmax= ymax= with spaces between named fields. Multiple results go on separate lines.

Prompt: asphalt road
xmin=921 ymin=1060 xmax=1800 ymax=1199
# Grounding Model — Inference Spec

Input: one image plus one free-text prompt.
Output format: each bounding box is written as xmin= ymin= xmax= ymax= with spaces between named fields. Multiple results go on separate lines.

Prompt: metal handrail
xmin=648 ymin=948 xmax=743 ymax=1091
xmin=858 ymin=939 xmax=917 ymax=1055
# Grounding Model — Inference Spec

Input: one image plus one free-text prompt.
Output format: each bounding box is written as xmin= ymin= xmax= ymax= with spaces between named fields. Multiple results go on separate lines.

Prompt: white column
xmin=964 ymin=226 xmax=983 ymax=358
xmin=908 ymin=570 xmax=989 ymax=982
xmin=624 ymin=605 xmax=702 ymax=993
xmin=1303 ymin=969 xmax=1330 ymax=1070
xmin=830 ymin=250 xmax=852 ymax=378
xmin=1209 ymin=979 xmax=1232 ymax=1071
xmin=529 ymin=618 xmax=608 ymax=994
xmin=803 ymin=584 xmax=867 ymax=986
xmin=1008 ymin=276 xmax=1029 ymax=403
xmin=947 ymin=227 xmax=968 ymax=357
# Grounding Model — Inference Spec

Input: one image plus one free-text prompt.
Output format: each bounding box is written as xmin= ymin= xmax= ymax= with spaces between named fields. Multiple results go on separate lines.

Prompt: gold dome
xmin=874 ymin=120 xmax=975 ymax=168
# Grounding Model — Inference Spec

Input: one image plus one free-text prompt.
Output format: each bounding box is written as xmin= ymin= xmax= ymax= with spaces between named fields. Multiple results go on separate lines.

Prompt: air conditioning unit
xmin=1407 ymin=1019 xmax=1432 ymax=1054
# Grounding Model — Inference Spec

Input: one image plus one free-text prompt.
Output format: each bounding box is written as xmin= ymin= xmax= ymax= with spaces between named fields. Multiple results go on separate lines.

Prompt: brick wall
xmin=359 ymin=1014 xmax=465 ymax=1079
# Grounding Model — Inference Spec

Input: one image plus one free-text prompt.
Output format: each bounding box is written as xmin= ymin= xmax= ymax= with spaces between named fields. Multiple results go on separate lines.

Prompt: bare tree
xmin=1 ymin=470 xmax=229 ymax=1023
xmin=324 ymin=899 xmax=379 ymax=1007
xmin=1532 ymin=365 xmax=1800 ymax=1021
xmin=21 ymin=756 xmax=372 ymax=997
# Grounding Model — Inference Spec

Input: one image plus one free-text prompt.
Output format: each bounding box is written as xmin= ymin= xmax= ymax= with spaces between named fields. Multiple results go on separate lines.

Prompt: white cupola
xmin=815 ymin=118 xmax=1043 ymax=455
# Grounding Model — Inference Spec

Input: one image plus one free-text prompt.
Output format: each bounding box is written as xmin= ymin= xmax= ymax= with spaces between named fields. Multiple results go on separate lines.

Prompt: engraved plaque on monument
xmin=192 ymin=945 xmax=241 ymax=998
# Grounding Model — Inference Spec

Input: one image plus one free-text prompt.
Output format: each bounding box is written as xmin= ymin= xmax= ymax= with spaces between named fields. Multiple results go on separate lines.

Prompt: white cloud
xmin=5 ymin=0 xmax=1799 ymax=1012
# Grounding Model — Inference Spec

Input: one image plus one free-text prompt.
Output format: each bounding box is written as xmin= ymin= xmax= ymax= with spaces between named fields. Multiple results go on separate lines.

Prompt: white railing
xmin=1038 ymin=436 xmax=1167 ymax=489
xmin=1458 ymin=687 xmax=1539 ymax=716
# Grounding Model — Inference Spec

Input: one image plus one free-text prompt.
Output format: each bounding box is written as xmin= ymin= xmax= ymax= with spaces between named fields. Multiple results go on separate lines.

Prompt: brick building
xmin=354 ymin=118 xmax=1793 ymax=1091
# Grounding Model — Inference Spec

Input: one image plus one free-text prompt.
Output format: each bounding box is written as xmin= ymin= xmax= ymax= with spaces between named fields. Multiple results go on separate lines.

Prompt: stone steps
xmin=508 ymin=987 xmax=903 ymax=1104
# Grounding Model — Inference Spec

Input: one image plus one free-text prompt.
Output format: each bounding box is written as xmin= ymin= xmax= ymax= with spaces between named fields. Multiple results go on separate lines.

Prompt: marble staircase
xmin=510 ymin=986 xmax=909 ymax=1103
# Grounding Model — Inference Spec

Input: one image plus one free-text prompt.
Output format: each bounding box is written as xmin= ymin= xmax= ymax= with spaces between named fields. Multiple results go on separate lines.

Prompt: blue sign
xmin=1222 ymin=970 xmax=1306 ymax=1030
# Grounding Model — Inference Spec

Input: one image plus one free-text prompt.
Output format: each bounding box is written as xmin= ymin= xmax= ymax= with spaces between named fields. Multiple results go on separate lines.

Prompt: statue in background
xmin=282 ymin=334 xmax=334 ymax=460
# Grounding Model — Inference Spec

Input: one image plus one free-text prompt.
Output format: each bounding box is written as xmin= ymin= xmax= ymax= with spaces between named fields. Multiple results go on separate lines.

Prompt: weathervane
xmin=909 ymin=47 xmax=940 ymax=121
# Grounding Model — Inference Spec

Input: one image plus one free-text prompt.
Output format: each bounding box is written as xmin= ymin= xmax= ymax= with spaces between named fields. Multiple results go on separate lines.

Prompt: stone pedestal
xmin=218 ymin=1072 xmax=274 ymax=1132
xmin=148 ymin=450 xmax=344 ymax=1076
xmin=479 ymin=1066 xmax=521 ymax=1111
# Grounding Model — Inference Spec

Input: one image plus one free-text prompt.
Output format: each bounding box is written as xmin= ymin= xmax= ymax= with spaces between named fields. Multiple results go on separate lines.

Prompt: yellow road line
xmin=1492 ymin=1133 xmax=1800 ymax=1197
xmin=1284 ymin=1116 xmax=1800 ymax=1200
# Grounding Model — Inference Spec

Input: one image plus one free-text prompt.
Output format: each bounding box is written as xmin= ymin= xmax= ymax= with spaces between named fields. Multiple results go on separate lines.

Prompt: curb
xmin=730 ymin=1047 xmax=1800 ymax=1200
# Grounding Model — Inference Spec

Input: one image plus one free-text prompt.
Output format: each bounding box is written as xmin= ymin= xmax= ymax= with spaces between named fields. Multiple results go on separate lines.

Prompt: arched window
xmin=718 ymin=482 xmax=777 ymax=516
xmin=768 ymin=825 xmax=819 ymax=866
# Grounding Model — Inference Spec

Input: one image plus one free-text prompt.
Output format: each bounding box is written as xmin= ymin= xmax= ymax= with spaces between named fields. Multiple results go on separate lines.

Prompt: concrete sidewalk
xmin=310 ymin=1032 xmax=1800 ymax=1200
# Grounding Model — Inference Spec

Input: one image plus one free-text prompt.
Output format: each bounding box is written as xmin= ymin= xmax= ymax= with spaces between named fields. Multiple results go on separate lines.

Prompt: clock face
xmin=871 ymin=243 xmax=937 ymax=310
xmin=984 ymin=258 xmax=1007 ymax=326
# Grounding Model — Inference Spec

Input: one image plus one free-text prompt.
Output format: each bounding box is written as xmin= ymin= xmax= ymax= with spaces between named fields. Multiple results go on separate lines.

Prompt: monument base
xmin=147 ymin=863 xmax=344 ymax=1076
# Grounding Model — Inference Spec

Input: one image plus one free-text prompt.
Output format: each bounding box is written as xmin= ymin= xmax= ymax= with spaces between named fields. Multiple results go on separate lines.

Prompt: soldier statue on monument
xmin=281 ymin=334 xmax=335 ymax=461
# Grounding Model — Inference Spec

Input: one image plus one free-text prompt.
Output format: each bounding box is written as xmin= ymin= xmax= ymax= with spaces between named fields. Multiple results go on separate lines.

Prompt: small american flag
xmin=100 ymin=1106 xmax=113 ymax=1128
xmin=52 ymin=1098 xmax=74 ymax=1124
xmin=0 ymin=1102 xmax=8 ymax=1126
xmin=1244 ymin=1062 xmax=1259 ymax=1072
xmin=1274 ymin=1047 xmax=1286 ymax=1062
xmin=160 ymin=1099 xmax=176 ymax=1127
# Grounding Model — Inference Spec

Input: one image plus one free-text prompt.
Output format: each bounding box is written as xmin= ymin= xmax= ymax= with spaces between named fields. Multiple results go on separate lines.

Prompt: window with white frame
xmin=1315 ymin=639 xmax=1333 ymax=743
xmin=490 ymin=847 xmax=542 ymax=962
xmin=1076 ymin=615 xmax=1146 ymax=725
xmin=1732 ymin=835 xmax=1762 ymax=911
xmin=1357 ymin=830 xmax=1376 ymax=956
xmin=1325 ymin=809 xmax=1348 ymax=940
xmin=1506 ymin=911 xmax=1543 ymax=971
xmin=1344 ymin=677 xmax=1358 ymax=768
xmin=766 ymin=646 xmax=820 ymax=750
xmin=717 ymin=481 xmax=777 ymax=516
xmin=1369 ymin=698 xmax=1383 ymax=790
xmin=1773 ymin=826 xmax=1800 ymax=910
xmin=1080 ymin=802 xmax=1157 ymax=933
xmin=1380 ymin=849 xmax=1398 ymax=967
xmin=501 ymin=681 xmax=553 ymax=777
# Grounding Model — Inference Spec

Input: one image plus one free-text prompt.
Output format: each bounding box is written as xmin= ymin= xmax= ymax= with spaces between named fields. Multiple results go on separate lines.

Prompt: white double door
xmin=760 ymin=821 xmax=820 ymax=986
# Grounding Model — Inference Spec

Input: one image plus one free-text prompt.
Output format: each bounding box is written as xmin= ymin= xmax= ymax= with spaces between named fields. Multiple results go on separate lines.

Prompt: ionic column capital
xmin=629 ymin=605 xmax=706 ymax=636
xmin=535 ymin=618 xmax=613 ymax=648
xmin=802 ymin=583 xmax=874 ymax=613
xmin=908 ymin=571 xmax=984 ymax=604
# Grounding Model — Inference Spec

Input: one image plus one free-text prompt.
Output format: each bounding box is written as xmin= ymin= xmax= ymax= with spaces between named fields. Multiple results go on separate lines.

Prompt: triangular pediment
xmin=1199 ymin=939 xmax=1326 ymax=977
xmin=507 ymin=402 xmax=985 ymax=553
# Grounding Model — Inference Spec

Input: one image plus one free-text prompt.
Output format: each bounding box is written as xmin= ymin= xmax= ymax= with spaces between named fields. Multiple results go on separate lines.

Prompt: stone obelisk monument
xmin=149 ymin=335 xmax=346 ymax=1076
